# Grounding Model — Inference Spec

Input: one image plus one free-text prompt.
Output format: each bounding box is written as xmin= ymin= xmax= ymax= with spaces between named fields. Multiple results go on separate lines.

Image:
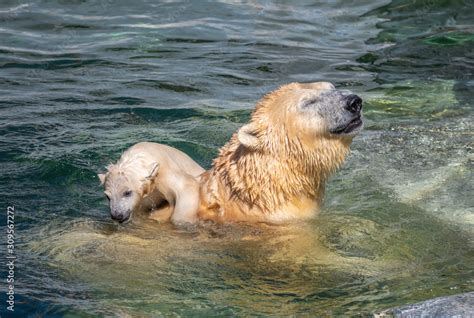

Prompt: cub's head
xmin=237 ymin=82 xmax=363 ymax=151
xmin=98 ymin=162 xmax=159 ymax=223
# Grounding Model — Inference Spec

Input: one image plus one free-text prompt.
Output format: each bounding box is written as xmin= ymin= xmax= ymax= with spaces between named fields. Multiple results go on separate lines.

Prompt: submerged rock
xmin=376 ymin=292 xmax=474 ymax=317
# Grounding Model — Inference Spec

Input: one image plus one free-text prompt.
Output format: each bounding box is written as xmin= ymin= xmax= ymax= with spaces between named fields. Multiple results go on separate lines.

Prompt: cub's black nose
xmin=111 ymin=212 xmax=128 ymax=222
xmin=345 ymin=94 xmax=363 ymax=113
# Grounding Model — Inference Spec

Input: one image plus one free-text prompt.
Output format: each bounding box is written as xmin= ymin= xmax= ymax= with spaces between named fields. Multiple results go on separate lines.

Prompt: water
xmin=0 ymin=0 xmax=473 ymax=316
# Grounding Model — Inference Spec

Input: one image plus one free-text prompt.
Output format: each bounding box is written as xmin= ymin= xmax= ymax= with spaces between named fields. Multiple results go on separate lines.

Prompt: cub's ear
xmin=142 ymin=162 xmax=160 ymax=196
xmin=98 ymin=173 xmax=106 ymax=185
xmin=237 ymin=123 xmax=261 ymax=150
xmin=146 ymin=162 xmax=160 ymax=180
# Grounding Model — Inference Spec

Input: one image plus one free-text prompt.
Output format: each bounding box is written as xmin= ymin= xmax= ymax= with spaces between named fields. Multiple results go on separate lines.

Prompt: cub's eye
xmin=123 ymin=190 xmax=133 ymax=197
xmin=104 ymin=192 xmax=111 ymax=201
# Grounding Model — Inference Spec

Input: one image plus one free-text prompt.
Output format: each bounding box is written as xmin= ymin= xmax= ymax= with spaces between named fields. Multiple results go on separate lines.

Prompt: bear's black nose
xmin=111 ymin=211 xmax=129 ymax=223
xmin=345 ymin=94 xmax=362 ymax=113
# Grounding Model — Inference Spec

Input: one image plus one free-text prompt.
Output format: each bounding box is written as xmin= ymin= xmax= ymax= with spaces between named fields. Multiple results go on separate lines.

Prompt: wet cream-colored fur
xmin=99 ymin=142 xmax=204 ymax=224
xmin=100 ymin=82 xmax=361 ymax=225
xmin=198 ymin=82 xmax=358 ymax=223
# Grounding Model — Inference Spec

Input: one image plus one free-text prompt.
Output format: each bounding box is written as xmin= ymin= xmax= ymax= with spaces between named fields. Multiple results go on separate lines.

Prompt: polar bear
xmin=98 ymin=142 xmax=204 ymax=224
xmin=197 ymin=82 xmax=363 ymax=223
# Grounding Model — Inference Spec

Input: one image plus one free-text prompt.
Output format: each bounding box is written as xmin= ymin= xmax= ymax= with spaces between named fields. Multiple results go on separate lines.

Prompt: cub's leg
xmin=169 ymin=174 xmax=201 ymax=225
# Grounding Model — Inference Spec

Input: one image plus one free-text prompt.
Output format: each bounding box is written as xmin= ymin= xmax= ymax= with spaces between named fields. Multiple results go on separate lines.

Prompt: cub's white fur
xmin=99 ymin=142 xmax=204 ymax=224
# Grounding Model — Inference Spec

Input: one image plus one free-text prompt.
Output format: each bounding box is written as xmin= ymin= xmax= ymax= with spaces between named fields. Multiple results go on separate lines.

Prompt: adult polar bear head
xmin=237 ymin=82 xmax=363 ymax=150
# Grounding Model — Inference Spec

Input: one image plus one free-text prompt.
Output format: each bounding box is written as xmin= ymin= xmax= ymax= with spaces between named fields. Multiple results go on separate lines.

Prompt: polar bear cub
xmin=98 ymin=142 xmax=204 ymax=224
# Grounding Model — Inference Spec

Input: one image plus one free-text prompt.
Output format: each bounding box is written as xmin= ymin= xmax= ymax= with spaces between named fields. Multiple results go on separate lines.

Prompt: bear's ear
xmin=98 ymin=173 xmax=106 ymax=185
xmin=237 ymin=123 xmax=261 ymax=150
xmin=142 ymin=162 xmax=160 ymax=196
xmin=146 ymin=162 xmax=160 ymax=180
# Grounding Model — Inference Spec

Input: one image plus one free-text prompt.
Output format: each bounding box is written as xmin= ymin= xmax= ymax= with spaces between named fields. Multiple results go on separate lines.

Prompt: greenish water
xmin=0 ymin=0 xmax=473 ymax=316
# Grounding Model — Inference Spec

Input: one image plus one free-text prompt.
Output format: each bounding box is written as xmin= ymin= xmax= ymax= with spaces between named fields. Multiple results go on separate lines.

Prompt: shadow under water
xmin=23 ymin=198 xmax=472 ymax=316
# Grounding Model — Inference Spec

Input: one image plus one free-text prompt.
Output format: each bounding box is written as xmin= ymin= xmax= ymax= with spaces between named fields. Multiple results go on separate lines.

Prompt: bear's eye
xmin=300 ymin=97 xmax=319 ymax=108
xmin=104 ymin=192 xmax=111 ymax=201
xmin=123 ymin=190 xmax=133 ymax=197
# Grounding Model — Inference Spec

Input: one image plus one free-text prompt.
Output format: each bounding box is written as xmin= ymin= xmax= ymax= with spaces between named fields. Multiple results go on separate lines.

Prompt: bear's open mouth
xmin=330 ymin=116 xmax=363 ymax=134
